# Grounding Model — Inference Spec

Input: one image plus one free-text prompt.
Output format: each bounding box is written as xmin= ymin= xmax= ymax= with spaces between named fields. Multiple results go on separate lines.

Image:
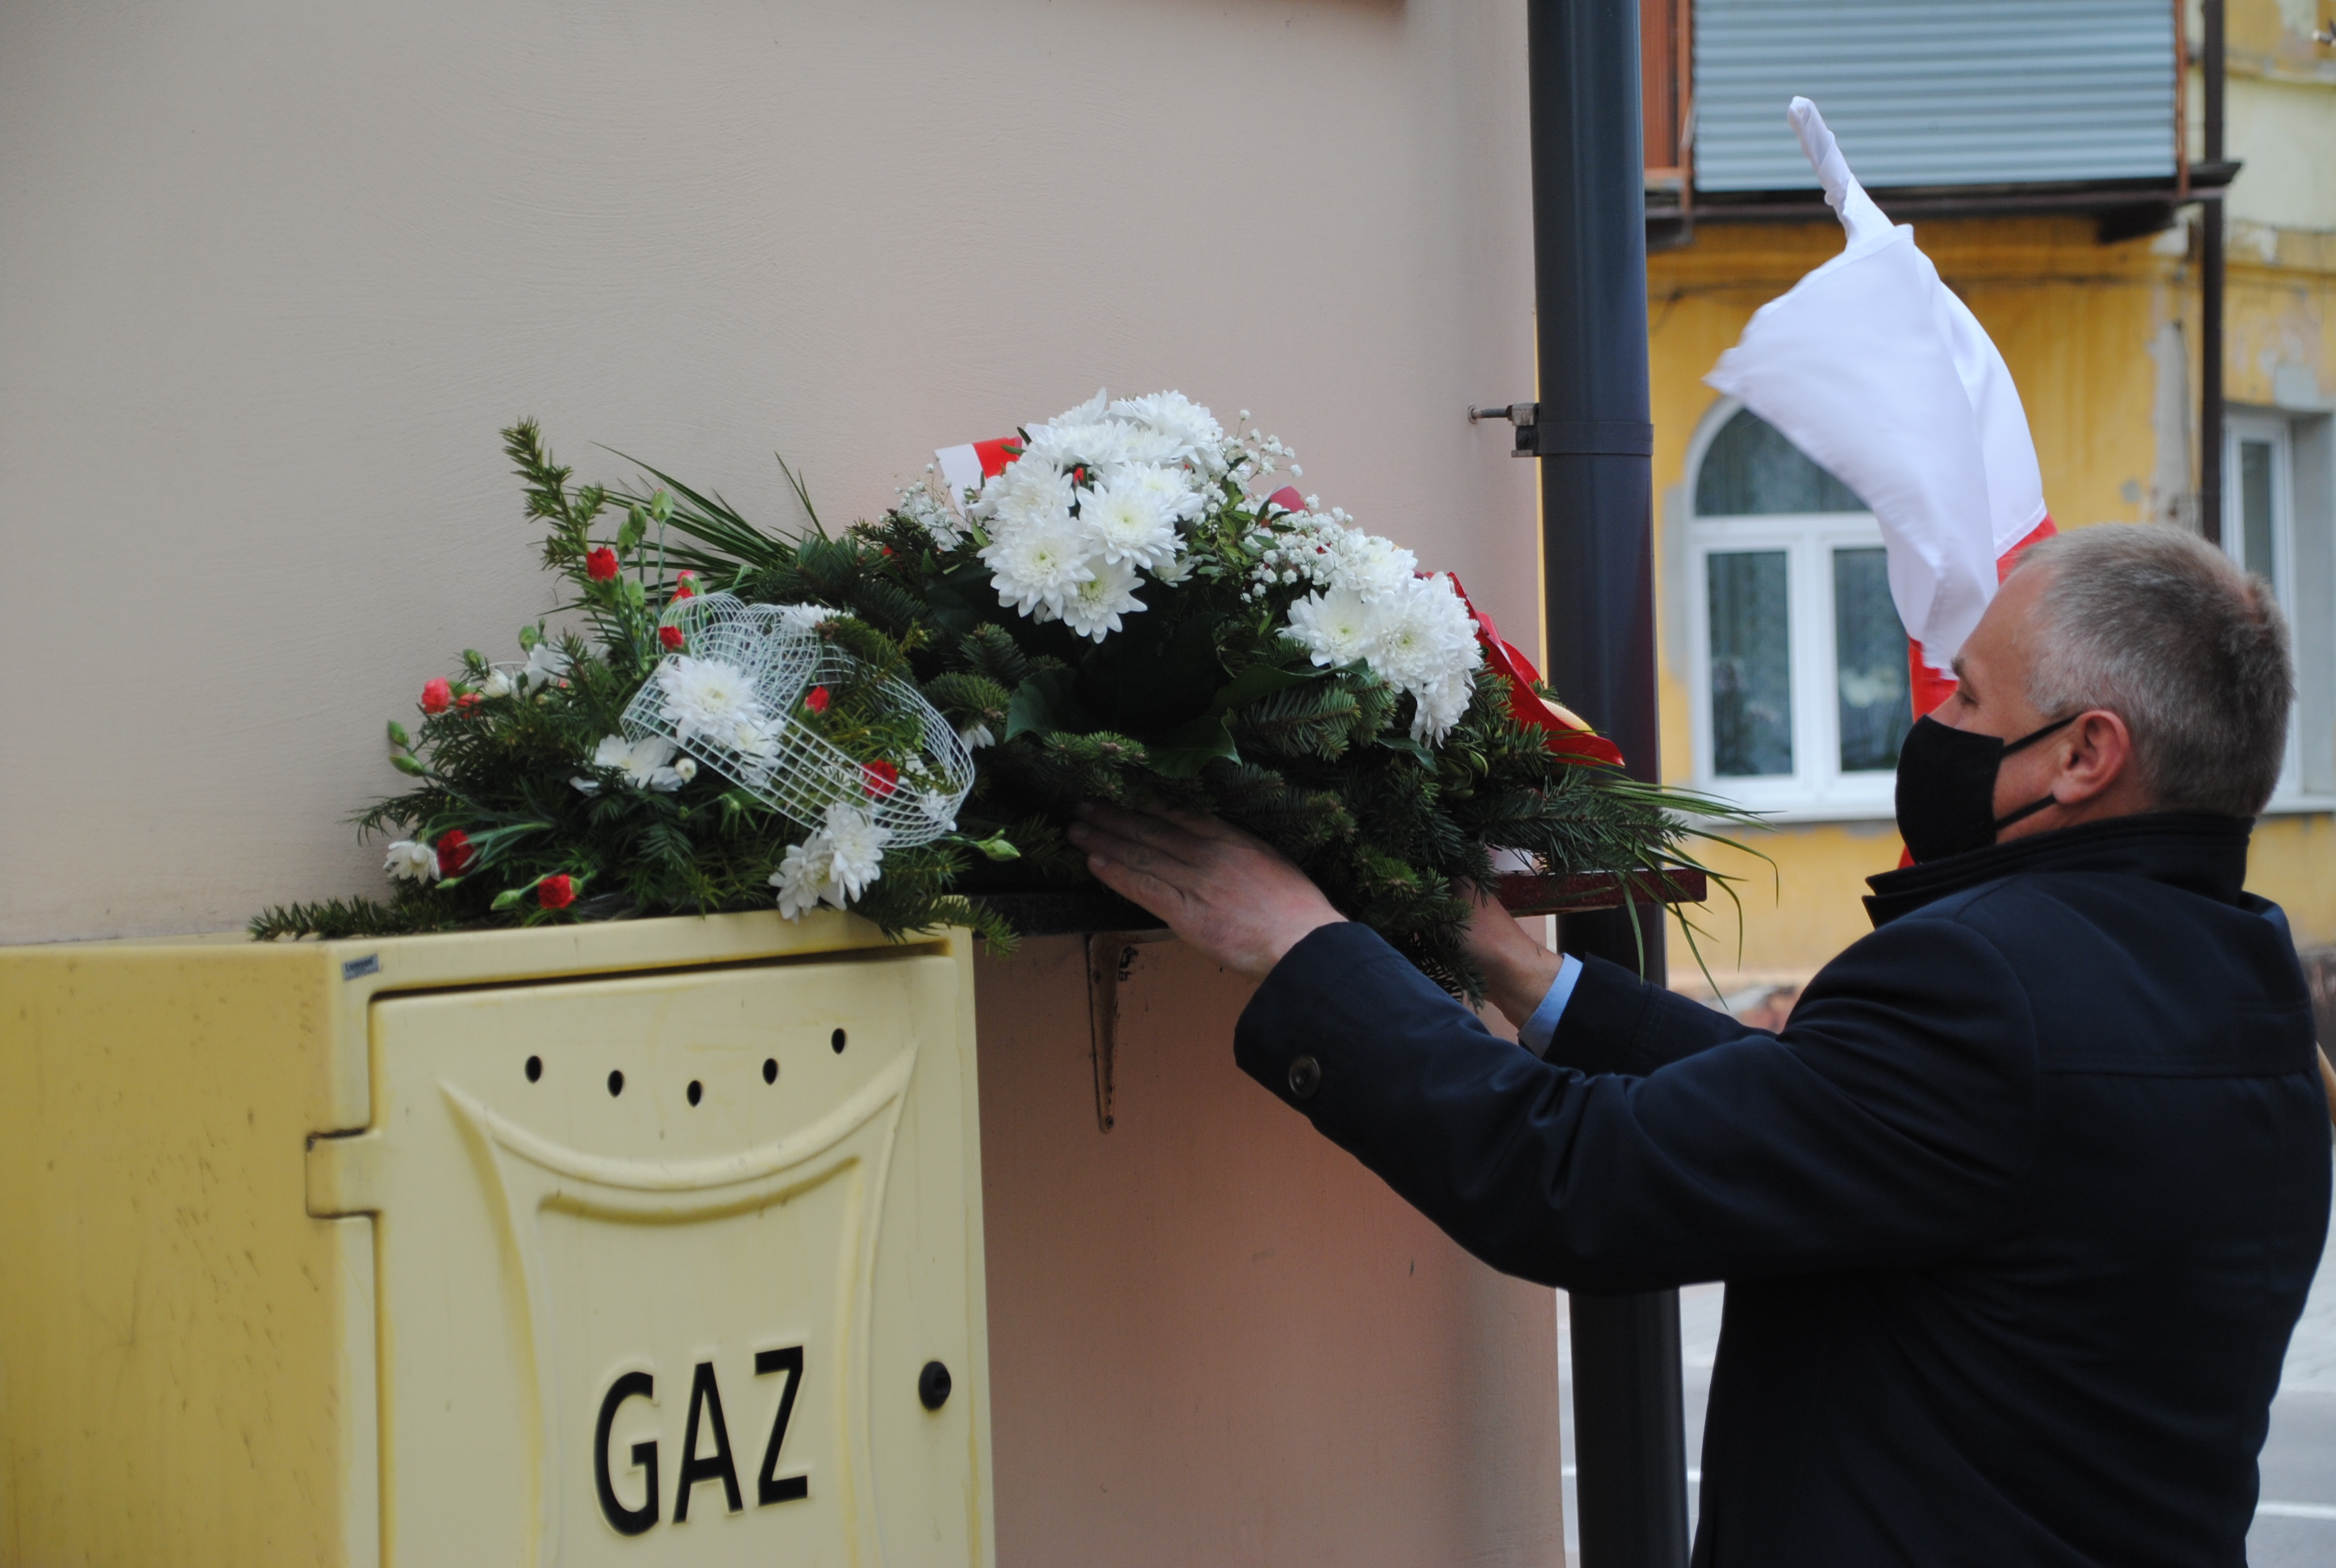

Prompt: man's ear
xmin=2055 ymin=709 xmax=2134 ymax=804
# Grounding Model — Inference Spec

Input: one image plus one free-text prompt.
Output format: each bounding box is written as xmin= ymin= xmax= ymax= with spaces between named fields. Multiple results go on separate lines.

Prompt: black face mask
xmin=1894 ymin=712 xmax=2078 ymax=863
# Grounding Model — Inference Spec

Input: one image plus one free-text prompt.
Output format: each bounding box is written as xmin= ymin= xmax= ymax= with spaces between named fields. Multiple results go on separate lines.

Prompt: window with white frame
xmin=1687 ymin=404 xmax=1912 ymax=817
xmin=2222 ymin=410 xmax=2336 ymax=806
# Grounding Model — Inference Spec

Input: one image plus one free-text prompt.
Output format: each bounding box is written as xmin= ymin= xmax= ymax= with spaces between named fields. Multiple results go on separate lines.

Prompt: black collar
xmin=1863 ymin=812 xmax=2254 ymax=928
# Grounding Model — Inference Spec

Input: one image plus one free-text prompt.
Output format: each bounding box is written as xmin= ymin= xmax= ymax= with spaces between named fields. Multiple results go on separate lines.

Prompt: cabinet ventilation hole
xmin=763 ymin=1057 xmax=778 ymax=1084
xmin=831 ymin=1028 xmax=848 ymax=1054
xmin=524 ymin=1056 xmax=542 ymax=1082
xmin=607 ymin=1070 xmax=624 ymax=1097
xmin=686 ymin=1080 xmax=703 ymax=1107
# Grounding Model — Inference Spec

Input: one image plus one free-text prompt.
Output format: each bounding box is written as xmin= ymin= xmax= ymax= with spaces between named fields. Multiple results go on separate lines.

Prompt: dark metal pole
xmin=1526 ymin=2 xmax=1691 ymax=1565
xmin=2199 ymin=0 xmax=2225 ymax=546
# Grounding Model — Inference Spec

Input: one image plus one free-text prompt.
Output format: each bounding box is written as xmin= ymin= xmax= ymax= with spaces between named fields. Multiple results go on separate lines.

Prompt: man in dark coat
xmin=1069 ymin=525 xmax=2331 ymax=1566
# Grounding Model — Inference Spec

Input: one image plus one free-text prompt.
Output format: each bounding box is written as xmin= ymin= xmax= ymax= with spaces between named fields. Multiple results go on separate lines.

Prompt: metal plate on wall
xmin=354 ymin=955 xmax=987 ymax=1565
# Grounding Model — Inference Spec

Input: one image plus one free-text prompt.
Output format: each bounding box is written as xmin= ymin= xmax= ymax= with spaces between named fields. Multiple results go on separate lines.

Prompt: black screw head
xmin=831 ymin=1028 xmax=847 ymax=1054
xmin=917 ymin=1360 xmax=952 ymax=1412
xmin=763 ymin=1057 xmax=778 ymax=1084
xmin=607 ymin=1070 xmax=624 ymax=1097
xmin=1287 ymin=1055 xmax=1321 ymax=1100
xmin=524 ymin=1056 xmax=542 ymax=1082
xmin=686 ymin=1079 xmax=703 ymax=1107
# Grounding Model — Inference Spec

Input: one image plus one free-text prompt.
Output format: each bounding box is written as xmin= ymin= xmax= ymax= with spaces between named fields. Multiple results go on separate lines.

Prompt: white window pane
xmin=1833 ymin=547 xmax=1913 ymax=772
xmin=2241 ymin=438 xmax=2278 ymax=591
xmin=1708 ymin=550 xmax=1793 ymax=776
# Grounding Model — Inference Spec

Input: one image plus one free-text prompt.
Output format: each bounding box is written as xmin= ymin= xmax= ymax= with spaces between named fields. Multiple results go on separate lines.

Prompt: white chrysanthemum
xmin=1110 ymin=391 xmax=1227 ymax=469
xmin=1373 ymin=577 xmax=1485 ymax=742
xmin=1077 ymin=473 xmax=1180 ymax=569
xmin=920 ymin=791 xmax=959 ymax=829
xmin=1058 ymin=554 xmax=1147 ymax=642
xmin=773 ymin=603 xmax=834 ymax=634
xmin=1283 ymin=588 xmax=1381 ymax=667
xmin=982 ymin=510 xmax=1095 ymax=619
xmin=384 ymin=839 xmax=439 ymax=882
xmin=821 ymin=803 xmax=891 ymax=902
xmin=1151 ymin=551 xmax=1197 ymax=586
xmin=655 ymin=655 xmax=765 ymax=745
xmin=728 ymin=714 xmax=782 ymax=761
xmin=1408 ymin=669 xmax=1478 ymax=743
xmin=981 ymin=457 xmax=1076 ymax=530
xmin=770 ymin=836 xmax=833 ymax=920
xmin=591 ymin=733 xmax=686 ymax=792
xmin=1330 ymin=530 xmax=1419 ymax=603
xmin=1128 ymin=461 xmax=1205 ymax=523
xmin=521 ymin=641 xmax=569 ymax=693
xmin=1024 ymin=420 xmax=1138 ymax=469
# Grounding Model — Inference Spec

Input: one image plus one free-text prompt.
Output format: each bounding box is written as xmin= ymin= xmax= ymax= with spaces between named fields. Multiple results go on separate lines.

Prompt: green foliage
xmin=257 ymin=421 xmax=1750 ymax=999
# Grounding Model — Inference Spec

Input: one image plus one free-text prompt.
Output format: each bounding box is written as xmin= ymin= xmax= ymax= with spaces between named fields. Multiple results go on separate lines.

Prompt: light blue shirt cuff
xmin=1517 ymin=953 xmax=1583 ymax=1057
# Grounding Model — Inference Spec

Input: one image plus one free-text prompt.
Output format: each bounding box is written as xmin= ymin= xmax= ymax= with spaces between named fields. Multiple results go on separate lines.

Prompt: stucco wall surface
xmin=0 ymin=0 xmax=1545 ymax=947
xmin=2 ymin=6 xmax=1572 ymax=1564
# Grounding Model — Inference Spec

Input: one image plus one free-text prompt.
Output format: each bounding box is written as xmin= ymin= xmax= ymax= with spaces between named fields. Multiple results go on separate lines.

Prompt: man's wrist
xmin=1483 ymin=937 xmax=1566 ymax=1032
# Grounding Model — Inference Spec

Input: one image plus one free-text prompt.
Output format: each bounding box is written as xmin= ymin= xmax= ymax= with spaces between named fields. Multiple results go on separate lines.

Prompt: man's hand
xmin=1462 ymin=884 xmax=1566 ymax=1032
xmin=1067 ymin=803 xmax=1345 ymax=979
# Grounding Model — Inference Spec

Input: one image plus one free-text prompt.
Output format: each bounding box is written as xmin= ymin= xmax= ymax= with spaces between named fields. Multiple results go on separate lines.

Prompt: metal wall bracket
xmin=1085 ymin=929 xmax=1173 ymax=1132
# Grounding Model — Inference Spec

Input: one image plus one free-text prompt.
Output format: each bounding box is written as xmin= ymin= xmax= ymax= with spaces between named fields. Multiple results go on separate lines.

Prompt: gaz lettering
xmin=594 ymin=1347 xmax=807 ymax=1536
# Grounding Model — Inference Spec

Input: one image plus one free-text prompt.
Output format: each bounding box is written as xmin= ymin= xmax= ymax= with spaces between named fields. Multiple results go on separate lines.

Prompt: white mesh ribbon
xmin=619 ymin=592 xmax=974 ymax=847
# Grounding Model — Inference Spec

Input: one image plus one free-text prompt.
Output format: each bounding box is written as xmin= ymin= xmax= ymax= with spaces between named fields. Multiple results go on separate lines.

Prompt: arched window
xmin=1686 ymin=404 xmax=1912 ymax=816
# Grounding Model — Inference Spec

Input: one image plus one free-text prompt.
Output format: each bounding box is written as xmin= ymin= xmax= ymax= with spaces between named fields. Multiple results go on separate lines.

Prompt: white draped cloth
xmin=1704 ymin=98 xmax=2050 ymax=673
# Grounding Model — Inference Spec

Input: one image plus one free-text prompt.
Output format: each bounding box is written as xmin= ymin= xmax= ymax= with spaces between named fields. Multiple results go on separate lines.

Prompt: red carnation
xmin=437 ymin=829 xmax=476 ymax=877
xmin=454 ymin=692 xmax=482 ymax=715
xmin=420 ymin=678 xmax=453 ymax=715
xmin=805 ymin=686 xmax=830 ymax=715
xmin=674 ymin=570 xmax=698 ymax=600
xmin=658 ymin=625 xmax=685 ymax=651
xmin=585 ymin=546 xmax=620 ymax=582
xmin=861 ymin=759 xmax=899 ymax=799
xmin=538 ymin=874 xmax=576 ymax=910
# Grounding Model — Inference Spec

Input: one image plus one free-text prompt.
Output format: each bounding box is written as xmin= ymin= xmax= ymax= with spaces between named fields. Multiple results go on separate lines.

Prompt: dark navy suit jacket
xmin=1235 ymin=814 xmax=2330 ymax=1566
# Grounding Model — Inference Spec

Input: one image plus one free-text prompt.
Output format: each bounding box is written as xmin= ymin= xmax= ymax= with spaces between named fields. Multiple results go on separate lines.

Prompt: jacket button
xmin=1287 ymin=1055 xmax=1322 ymax=1099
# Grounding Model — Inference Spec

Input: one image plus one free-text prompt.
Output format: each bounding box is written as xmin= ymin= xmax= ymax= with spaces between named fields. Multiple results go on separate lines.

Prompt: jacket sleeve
xmin=1233 ymin=919 xmax=2038 ymax=1293
xmin=1537 ymin=952 xmax=1752 ymax=1073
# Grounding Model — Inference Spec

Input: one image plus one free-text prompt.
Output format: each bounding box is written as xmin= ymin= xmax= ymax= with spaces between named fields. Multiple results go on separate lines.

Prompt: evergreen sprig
xmin=257 ymin=420 xmax=1753 ymax=999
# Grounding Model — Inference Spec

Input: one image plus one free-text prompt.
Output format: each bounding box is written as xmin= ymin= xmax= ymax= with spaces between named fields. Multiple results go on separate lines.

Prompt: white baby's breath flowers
xmin=384 ymin=839 xmax=440 ymax=882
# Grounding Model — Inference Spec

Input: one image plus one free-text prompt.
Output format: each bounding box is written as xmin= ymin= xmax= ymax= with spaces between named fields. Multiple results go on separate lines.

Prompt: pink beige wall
xmin=1 ymin=5 xmax=1570 ymax=1564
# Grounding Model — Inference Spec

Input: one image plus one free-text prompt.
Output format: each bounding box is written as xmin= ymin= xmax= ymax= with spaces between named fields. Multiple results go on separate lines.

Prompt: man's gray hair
xmin=2011 ymin=524 xmax=2292 ymax=817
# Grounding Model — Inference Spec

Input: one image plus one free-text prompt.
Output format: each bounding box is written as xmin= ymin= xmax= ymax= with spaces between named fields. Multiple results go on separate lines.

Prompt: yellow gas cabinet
xmin=0 ymin=911 xmax=994 ymax=1567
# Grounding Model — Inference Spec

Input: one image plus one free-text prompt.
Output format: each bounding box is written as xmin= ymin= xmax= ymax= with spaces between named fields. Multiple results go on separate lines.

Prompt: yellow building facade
xmin=1648 ymin=204 xmax=2336 ymax=983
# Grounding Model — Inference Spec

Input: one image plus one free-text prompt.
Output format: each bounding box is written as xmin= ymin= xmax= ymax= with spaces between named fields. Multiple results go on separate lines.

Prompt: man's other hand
xmin=1068 ymin=803 xmax=1345 ymax=979
xmin=1462 ymin=884 xmax=1566 ymax=1032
